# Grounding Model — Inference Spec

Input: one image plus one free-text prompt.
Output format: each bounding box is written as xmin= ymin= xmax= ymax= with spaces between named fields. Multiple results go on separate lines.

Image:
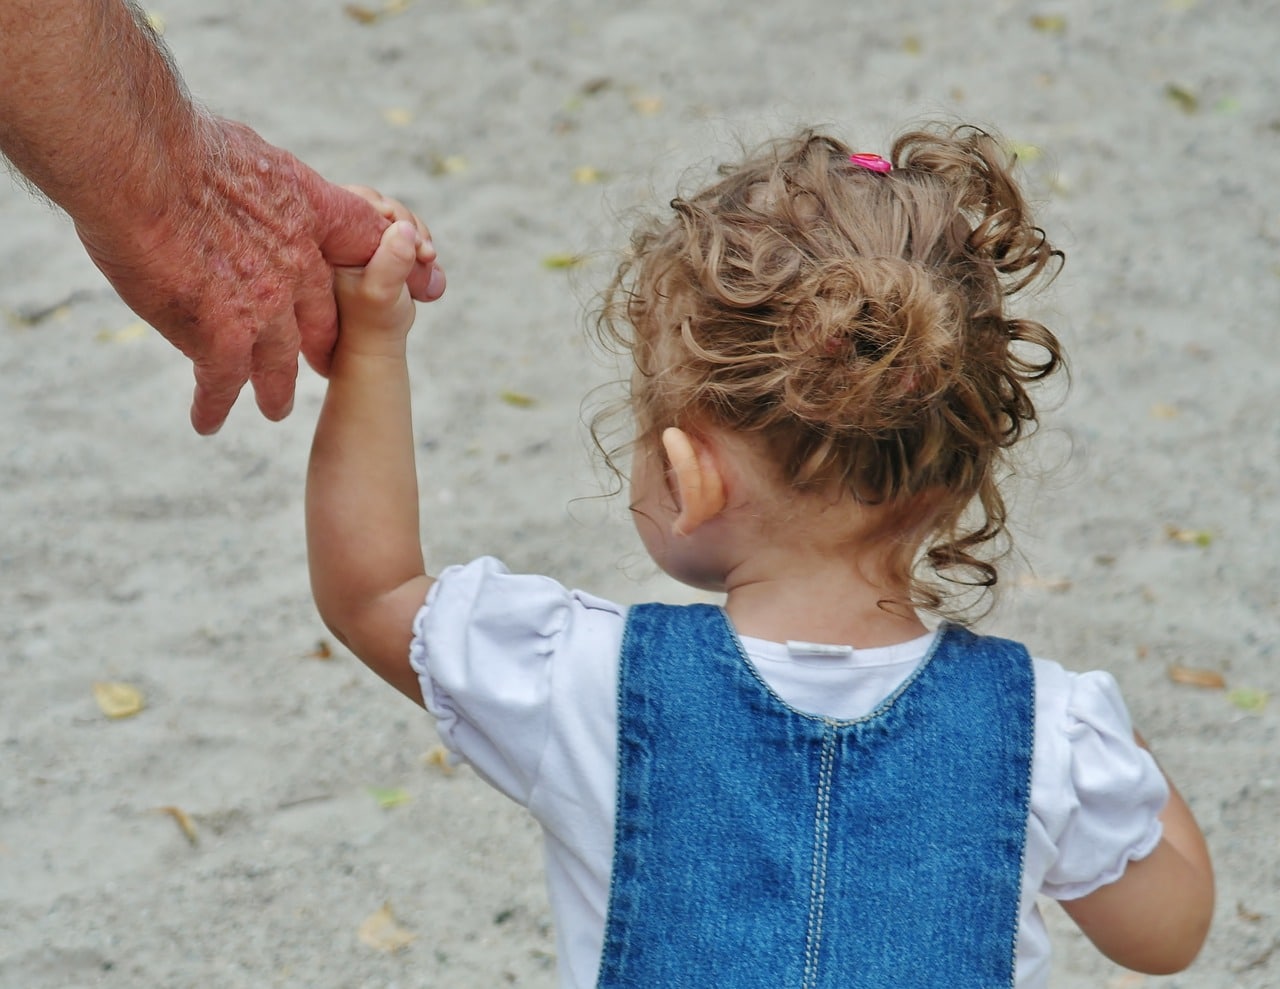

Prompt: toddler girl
xmin=306 ymin=125 xmax=1213 ymax=988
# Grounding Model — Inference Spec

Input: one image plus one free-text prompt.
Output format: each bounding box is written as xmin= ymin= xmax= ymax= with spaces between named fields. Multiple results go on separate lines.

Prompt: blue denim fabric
xmin=596 ymin=605 xmax=1034 ymax=989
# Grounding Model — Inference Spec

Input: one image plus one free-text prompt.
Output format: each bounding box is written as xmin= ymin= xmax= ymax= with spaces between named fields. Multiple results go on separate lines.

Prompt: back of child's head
xmin=598 ymin=123 xmax=1065 ymax=617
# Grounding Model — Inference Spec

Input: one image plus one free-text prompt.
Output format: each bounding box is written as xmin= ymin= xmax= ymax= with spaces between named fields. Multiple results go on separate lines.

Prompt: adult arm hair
xmin=0 ymin=0 xmax=204 ymax=229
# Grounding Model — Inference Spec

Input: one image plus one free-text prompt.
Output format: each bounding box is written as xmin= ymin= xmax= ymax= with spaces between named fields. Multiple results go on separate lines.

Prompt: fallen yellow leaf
xmin=1227 ymin=688 xmax=1268 ymax=713
xmin=155 ymin=806 xmax=198 ymax=845
xmin=424 ymin=745 xmax=455 ymax=775
xmin=344 ymin=0 xmax=410 ymax=23
xmin=358 ymin=902 xmax=415 ymax=953
xmin=542 ymin=253 xmax=584 ymax=270
xmin=428 ymin=154 xmax=469 ymax=176
xmin=96 ymin=321 xmax=149 ymax=344
xmin=1165 ymin=524 xmax=1212 ymax=547
xmin=1008 ymin=141 xmax=1042 ymax=163
xmin=630 ymin=94 xmax=663 ymax=116
xmin=1167 ymin=665 xmax=1226 ymax=689
xmin=1029 ymin=14 xmax=1067 ymax=33
xmin=572 ymin=165 xmax=604 ymax=184
xmin=343 ymin=3 xmax=380 ymax=23
xmin=368 ymin=786 xmax=411 ymax=809
xmin=499 ymin=390 xmax=537 ymax=408
xmin=1165 ymin=83 xmax=1199 ymax=114
xmin=93 ymin=681 xmax=146 ymax=719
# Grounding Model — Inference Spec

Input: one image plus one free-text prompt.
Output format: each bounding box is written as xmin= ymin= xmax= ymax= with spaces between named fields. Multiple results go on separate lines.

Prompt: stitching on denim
xmin=802 ymin=725 xmax=836 ymax=989
xmin=596 ymin=605 xmax=649 ymax=987
xmin=1007 ymin=648 xmax=1036 ymax=989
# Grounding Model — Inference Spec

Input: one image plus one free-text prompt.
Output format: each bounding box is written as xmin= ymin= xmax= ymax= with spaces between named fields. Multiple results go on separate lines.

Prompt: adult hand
xmin=74 ymin=116 xmax=446 ymax=434
xmin=333 ymin=191 xmax=434 ymax=351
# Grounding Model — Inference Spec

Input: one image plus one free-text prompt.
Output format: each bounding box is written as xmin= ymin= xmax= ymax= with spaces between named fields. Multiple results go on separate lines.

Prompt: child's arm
xmin=1060 ymin=733 xmax=1214 ymax=974
xmin=306 ymin=206 xmax=439 ymax=705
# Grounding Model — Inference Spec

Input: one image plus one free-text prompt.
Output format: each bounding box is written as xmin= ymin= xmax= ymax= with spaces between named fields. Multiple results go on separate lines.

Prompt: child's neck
xmin=721 ymin=550 xmax=929 ymax=649
xmin=663 ymin=423 xmax=930 ymax=649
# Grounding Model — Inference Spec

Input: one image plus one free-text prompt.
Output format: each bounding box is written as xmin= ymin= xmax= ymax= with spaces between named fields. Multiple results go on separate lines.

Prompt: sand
xmin=2 ymin=0 xmax=1278 ymax=986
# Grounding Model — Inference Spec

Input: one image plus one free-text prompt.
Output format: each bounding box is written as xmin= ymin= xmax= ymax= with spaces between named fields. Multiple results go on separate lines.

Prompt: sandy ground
xmin=2 ymin=0 xmax=1278 ymax=986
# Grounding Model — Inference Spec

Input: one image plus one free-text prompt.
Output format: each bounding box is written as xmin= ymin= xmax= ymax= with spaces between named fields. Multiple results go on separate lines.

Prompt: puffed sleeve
xmin=408 ymin=556 xmax=626 ymax=810
xmin=409 ymin=557 xmax=573 ymax=806
xmin=1037 ymin=667 xmax=1170 ymax=901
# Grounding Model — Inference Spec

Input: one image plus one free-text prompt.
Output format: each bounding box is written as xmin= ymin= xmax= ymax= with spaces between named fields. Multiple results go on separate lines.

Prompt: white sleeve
xmin=1036 ymin=666 xmax=1169 ymax=901
xmin=408 ymin=556 xmax=623 ymax=808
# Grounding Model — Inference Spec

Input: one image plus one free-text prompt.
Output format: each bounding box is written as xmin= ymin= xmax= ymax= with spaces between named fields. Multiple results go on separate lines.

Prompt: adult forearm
xmin=2 ymin=1 xmax=443 ymax=433
xmin=0 ymin=0 xmax=203 ymax=225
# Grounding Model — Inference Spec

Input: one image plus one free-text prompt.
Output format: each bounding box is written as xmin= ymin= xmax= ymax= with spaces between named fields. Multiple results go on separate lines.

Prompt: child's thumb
xmin=385 ymin=221 xmax=421 ymax=262
xmin=362 ymin=221 xmax=420 ymax=296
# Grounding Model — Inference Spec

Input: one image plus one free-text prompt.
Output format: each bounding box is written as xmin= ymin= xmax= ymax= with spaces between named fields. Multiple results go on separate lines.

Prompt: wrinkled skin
xmin=75 ymin=117 xmax=446 ymax=434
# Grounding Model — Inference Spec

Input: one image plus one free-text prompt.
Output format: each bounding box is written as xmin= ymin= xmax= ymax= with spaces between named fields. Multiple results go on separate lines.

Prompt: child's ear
xmin=661 ymin=427 xmax=727 ymax=537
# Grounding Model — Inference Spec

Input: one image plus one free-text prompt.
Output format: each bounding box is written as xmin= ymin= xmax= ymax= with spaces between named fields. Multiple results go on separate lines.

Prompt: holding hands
xmin=331 ymin=189 xmax=436 ymax=354
xmin=0 ymin=0 xmax=446 ymax=433
xmin=76 ymin=122 xmax=445 ymax=433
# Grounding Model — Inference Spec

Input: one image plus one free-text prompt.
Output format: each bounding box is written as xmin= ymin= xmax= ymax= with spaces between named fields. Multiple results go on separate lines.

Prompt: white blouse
xmin=409 ymin=557 xmax=1168 ymax=989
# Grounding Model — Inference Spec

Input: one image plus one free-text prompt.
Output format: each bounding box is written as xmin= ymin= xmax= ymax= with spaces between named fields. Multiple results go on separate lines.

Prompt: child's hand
xmin=333 ymin=189 xmax=439 ymax=351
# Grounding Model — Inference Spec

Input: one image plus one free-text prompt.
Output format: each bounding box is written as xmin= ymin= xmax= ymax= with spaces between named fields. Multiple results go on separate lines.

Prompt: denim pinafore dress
xmin=596 ymin=605 xmax=1034 ymax=989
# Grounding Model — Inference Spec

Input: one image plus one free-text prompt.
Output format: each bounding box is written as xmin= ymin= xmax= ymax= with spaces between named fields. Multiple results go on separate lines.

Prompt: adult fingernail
xmin=192 ymin=410 xmax=223 ymax=435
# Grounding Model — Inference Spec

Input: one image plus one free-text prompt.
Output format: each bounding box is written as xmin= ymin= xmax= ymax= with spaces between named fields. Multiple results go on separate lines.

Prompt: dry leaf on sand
xmin=1029 ymin=15 xmax=1067 ymax=33
xmin=1165 ymin=524 xmax=1212 ymax=547
xmin=96 ymin=321 xmax=149 ymax=344
xmin=368 ymin=786 xmax=411 ymax=809
xmin=155 ymin=806 xmax=199 ymax=845
xmin=1227 ymin=688 xmax=1268 ymax=712
xmin=358 ymin=902 xmax=415 ymax=952
xmin=93 ymin=681 xmax=145 ymax=719
xmin=1167 ymin=665 xmax=1226 ymax=689
xmin=424 ymin=745 xmax=456 ymax=775
xmin=499 ymin=390 xmax=538 ymax=408
xmin=542 ymin=253 xmax=584 ymax=270
xmin=306 ymin=640 xmax=334 ymax=660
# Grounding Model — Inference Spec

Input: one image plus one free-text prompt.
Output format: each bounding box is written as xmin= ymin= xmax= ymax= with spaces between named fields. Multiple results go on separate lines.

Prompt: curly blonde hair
xmin=596 ymin=124 xmax=1065 ymax=617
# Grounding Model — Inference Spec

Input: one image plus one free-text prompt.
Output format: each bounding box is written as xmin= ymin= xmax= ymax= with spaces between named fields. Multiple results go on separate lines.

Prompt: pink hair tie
xmin=849 ymin=153 xmax=893 ymax=174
